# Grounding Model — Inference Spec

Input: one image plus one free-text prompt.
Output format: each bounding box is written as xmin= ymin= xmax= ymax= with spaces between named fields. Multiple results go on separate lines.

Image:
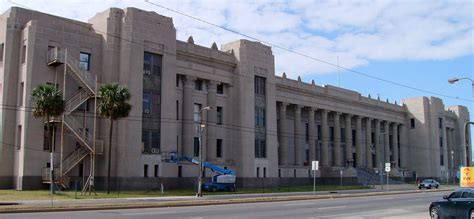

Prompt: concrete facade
xmin=0 ymin=7 xmax=471 ymax=190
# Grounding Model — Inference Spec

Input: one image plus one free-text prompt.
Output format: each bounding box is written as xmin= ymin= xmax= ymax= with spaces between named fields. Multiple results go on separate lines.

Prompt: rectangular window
xmin=329 ymin=127 xmax=334 ymax=141
xmin=317 ymin=125 xmax=321 ymax=140
xmin=154 ymin=165 xmax=159 ymax=177
xmin=19 ymin=82 xmax=24 ymax=106
xmin=194 ymin=103 xmax=202 ymax=123
xmin=143 ymin=92 xmax=151 ymax=114
xmin=352 ymin=130 xmax=356 ymax=146
xmin=178 ymin=166 xmax=182 ymax=178
xmin=79 ymin=52 xmax=90 ymax=71
xmin=143 ymin=52 xmax=152 ymax=76
xmin=194 ymin=137 xmax=200 ymax=157
xmin=255 ymin=106 xmax=266 ymax=127
xmin=195 ymin=79 xmax=203 ymax=90
xmin=151 ymin=131 xmax=160 ymax=152
xmin=21 ymin=45 xmax=26 ymax=64
xmin=278 ymin=169 xmax=281 ymax=178
xmin=439 ymin=118 xmax=443 ymax=129
xmin=254 ymin=137 xmax=266 ymax=158
xmin=0 ymin=43 xmax=4 ymax=63
xmin=143 ymin=52 xmax=162 ymax=76
xmin=410 ymin=118 xmax=415 ymax=129
xmin=341 ymin=128 xmax=346 ymax=142
xmin=254 ymin=76 xmax=266 ymax=95
xmin=176 ymin=75 xmax=180 ymax=87
xmin=440 ymin=137 xmax=443 ymax=148
xmin=144 ymin=165 xmax=148 ymax=177
xmin=217 ymin=83 xmax=224 ymax=94
xmin=440 ymin=155 xmax=444 ymax=166
xmin=256 ymin=167 xmax=260 ymax=178
xmin=216 ymin=139 xmax=222 ymax=158
xmin=217 ymin=107 xmax=223 ymax=125
xmin=305 ymin=123 xmax=309 ymax=142
xmin=263 ymin=167 xmax=267 ymax=178
xmin=176 ymin=100 xmax=179 ymax=120
xmin=142 ymin=131 xmax=150 ymax=153
xmin=17 ymin=125 xmax=22 ymax=150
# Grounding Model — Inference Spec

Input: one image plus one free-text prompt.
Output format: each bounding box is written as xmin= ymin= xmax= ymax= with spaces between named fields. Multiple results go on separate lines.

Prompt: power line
xmin=144 ymin=0 xmax=473 ymax=103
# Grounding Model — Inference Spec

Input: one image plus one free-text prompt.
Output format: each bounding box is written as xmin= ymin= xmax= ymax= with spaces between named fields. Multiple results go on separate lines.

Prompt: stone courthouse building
xmin=0 ymin=7 xmax=471 ymax=190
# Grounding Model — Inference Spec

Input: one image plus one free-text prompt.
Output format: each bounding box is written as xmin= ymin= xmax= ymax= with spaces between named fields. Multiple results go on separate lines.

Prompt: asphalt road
xmin=0 ymin=191 xmax=450 ymax=219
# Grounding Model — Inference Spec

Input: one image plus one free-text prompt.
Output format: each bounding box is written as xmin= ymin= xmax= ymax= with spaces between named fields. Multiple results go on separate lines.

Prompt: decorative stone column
xmin=308 ymin=107 xmax=316 ymax=163
xmin=294 ymin=105 xmax=303 ymax=166
xmin=278 ymin=102 xmax=289 ymax=165
xmin=333 ymin=112 xmax=342 ymax=166
xmin=366 ymin=118 xmax=373 ymax=168
xmin=182 ymin=76 xmax=196 ymax=157
xmin=321 ymin=109 xmax=329 ymax=166
xmin=375 ymin=119 xmax=381 ymax=168
xmin=345 ymin=114 xmax=353 ymax=167
xmin=392 ymin=123 xmax=399 ymax=168
xmin=384 ymin=121 xmax=390 ymax=164
xmin=356 ymin=116 xmax=363 ymax=167
xmin=206 ymin=80 xmax=217 ymax=161
xmin=399 ymin=124 xmax=407 ymax=169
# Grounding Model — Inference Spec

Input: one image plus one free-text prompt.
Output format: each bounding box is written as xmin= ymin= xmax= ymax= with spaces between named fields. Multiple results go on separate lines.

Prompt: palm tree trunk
xmin=106 ymin=118 xmax=113 ymax=194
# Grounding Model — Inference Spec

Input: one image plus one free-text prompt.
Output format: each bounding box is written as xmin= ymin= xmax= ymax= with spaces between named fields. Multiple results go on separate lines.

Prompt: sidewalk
xmin=0 ymin=184 xmax=458 ymax=213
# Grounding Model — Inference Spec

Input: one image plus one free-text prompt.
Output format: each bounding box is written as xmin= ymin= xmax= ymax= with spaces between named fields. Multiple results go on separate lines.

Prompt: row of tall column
xmin=278 ymin=102 xmax=407 ymax=169
xmin=181 ymin=76 xmax=219 ymax=161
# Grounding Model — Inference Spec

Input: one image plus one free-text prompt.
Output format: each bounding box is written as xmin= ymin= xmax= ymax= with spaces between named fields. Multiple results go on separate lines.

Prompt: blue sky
xmin=1 ymin=0 xmax=473 ymax=144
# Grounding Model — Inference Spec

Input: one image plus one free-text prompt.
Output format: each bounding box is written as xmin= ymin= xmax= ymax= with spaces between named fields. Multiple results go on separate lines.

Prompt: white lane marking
xmin=285 ymin=202 xmax=314 ymax=206
xmin=317 ymin=206 xmax=347 ymax=210
xmin=319 ymin=209 xmax=387 ymax=218
xmin=122 ymin=211 xmax=177 ymax=216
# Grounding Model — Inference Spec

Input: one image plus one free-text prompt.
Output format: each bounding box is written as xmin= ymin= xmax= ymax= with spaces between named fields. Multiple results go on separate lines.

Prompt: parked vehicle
xmin=429 ymin=188 xmax=474 ymax=219
xmin=419 ymin=179 xmax=440 ymax=189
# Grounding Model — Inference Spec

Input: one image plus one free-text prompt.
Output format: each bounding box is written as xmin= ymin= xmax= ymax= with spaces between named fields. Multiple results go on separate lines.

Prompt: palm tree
xmin=31 ymin=83 xmax=65 ymax=194
xmin=97 ymin=83 xmax=131 ymax=194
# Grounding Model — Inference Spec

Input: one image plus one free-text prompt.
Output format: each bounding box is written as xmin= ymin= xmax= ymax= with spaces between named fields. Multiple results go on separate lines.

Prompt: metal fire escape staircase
xmin=46 ymin=48 xmax=102 ymax=193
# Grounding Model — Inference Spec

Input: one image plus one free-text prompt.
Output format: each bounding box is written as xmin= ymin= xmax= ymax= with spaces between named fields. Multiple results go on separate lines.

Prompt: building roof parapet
xmin=275 ymin=75 xmax=404 ymax=111
xmin=176 ymin=40 xmax=237 ymax=66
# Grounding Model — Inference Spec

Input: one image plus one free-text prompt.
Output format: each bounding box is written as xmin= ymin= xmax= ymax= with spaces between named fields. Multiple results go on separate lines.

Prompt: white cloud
xmin=2 ymin=0 xmax=472 ymax=79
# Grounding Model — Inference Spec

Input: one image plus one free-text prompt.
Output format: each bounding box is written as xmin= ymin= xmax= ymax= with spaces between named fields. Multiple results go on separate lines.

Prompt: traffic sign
xmin=312 ymin=161 xmax=319 ymax=171
xmin=385 ymin=166 xmax=391 ymax=172
xmin=460 ymin=167 xmax=474 ymax=187
xmin=385 ymin=163 xmax=391 ymax=168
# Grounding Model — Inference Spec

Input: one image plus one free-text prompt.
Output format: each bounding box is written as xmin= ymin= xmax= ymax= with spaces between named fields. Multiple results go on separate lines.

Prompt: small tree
xmin=31 ymin=84 xmax=65 ymax=193
xmin=97 ymin=83 xmax=131 ymax=194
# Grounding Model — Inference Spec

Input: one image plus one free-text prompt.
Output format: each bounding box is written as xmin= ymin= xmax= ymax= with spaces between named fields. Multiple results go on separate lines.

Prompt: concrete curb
xmin=0 ymin=188 xmax=452 ymax=214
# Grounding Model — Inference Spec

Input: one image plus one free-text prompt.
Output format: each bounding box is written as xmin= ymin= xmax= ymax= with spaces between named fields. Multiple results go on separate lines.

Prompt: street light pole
xmin=197 ymin=106 xmax=211 ymax=198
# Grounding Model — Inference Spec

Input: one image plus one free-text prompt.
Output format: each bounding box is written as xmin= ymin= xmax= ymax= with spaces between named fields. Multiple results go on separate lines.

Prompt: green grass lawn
xmin=0 ymin=185 xmax=369 ymax=201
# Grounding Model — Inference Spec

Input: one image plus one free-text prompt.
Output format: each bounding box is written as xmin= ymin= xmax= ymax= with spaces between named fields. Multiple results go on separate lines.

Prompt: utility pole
xmin=197 ymin=106 xmax=211 ymax=198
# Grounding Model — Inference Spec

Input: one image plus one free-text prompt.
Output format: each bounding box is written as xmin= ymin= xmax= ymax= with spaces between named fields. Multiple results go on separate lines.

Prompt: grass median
xmin=0 ymin=185 xmax=369 ymax=201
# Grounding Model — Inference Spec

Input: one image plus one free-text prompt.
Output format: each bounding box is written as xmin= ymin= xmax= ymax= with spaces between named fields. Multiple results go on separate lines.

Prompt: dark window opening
xmin=79 ymin=52 xmax=90 ymax=71
xmin=278 ymin=169 xmax=281 ymax=178
xmin=317 ymin=125 xmax=322 ymax=140
xmin=216 ymin=139 xmax=223 ymax=158
xmin=195 ymin=79 xmax=203 ymax=90
xmin=176 ymin=100 xmax=179 ymax=120
xmin=194 ymin=137 xmax=200 ymax=157
xmin=329 ymin=127 xmax=334 ymax=141
xmin=21 ymin=45 xmax=26 ymax=64
xmin=254 ymin=76 xmax=266 ymax=95
xmin=79 ymin=163 xmax=83 ymax=177
xmin=410 ymin=118 xmax=415 ymax=129
xmin=305 ymin=123 xmax=309 ymax=142
xmin=154 ymin=165 xmax=159 ymax=177
xmin=176 ymin=75 xmax=180 ymax=87
xmin=217 ymin=106 xmax=223 ymax=125
xmin=341 ymin=128 xmax=346 ymax=142
xmin=263 ymin=167 xmax=267 ymax=178
xmin=352 ymin=130 xmax=356 ymax=146
xmin=256 ymin=167 xmax=260 ymax=178
xmin=144 ymin=165 xmax=149 ymax=177
xmin=254 ymin=137 xmax=266 ymax=158
xmin=178 ymin=166 xmax=182 ymax=178
xmin=217 ymin=83 xmax=224 ymax=94
xmin=439 ymin=118 xmax=443 ymax=129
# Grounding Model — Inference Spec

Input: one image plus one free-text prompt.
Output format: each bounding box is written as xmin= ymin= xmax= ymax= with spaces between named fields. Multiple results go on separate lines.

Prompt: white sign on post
xmin=385 ymin=163 xmax=391 ymax=168
xmin=385 ymin=166 xmax=391 ymax=172
xmin=312 ymin=161 xmax=319 ymax=171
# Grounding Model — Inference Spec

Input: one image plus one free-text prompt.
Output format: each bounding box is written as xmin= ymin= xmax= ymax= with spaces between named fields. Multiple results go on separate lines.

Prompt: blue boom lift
xmin=166 ymin=152 xmax=236 ymax=192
